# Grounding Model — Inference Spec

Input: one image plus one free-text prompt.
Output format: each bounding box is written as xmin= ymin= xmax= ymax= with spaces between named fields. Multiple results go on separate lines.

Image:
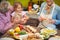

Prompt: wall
xmin=8 ymin=0 xmax=60 ymax=8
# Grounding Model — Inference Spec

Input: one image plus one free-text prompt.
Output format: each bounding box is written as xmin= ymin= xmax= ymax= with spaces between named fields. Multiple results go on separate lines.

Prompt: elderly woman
xmin=0 ymin=1 xmax=14 ymax=36
xmin=37 ymin=0 xmax=60 ymax=31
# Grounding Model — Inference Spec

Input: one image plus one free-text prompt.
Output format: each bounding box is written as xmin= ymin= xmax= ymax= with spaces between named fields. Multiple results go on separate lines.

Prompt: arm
xmin=23 ymin=14 xmax=29 ymax=20
xmin=54 ymin=5 xmax=60 ymax=25
xmin=38 ymin=2 xmax=46 ymax=16
xmin=54 ymin=13 xmax=60 ymax=25
xmin=48 ymin=13 xmax=60 ymax=25
xmin=20 ymin=14 xmax=29 ymax=24
xmin=11 ymin=16 xmax=14 ymax=23
xmin=11 ymin=12 xmax=15 ymax=24
xmin=54 ymin=20 xmax=60 ymax=25
xmin=22 ymin=11 xmax=29 ymax=20
xmin=38 ymin=2 xmax=46 ymax=21
xmin=0 ymin=21 xmax=4 ymax=33
xmin=20 ymin=11 xmax=29 ymax=24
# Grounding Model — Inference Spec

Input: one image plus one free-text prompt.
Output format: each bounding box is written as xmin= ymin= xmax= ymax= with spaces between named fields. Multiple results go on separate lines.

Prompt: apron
xmin=37 ymin=3 xmax=56 ymax=29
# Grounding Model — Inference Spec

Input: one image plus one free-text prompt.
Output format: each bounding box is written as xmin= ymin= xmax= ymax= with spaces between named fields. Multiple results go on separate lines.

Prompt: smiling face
xmin=46 ymin=0 xmax=53 ymax=6
xmin=14 ymin=2 xmax=23 ymax=13
xmin=16 ymin=5 xmax=23 ymax=12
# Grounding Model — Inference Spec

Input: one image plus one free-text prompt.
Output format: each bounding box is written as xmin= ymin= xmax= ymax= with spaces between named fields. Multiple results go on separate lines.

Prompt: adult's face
xmin=0 ymin=1 xmax=8 ymax=14
xmin=46 ymin=0 xmax=53 ymax=6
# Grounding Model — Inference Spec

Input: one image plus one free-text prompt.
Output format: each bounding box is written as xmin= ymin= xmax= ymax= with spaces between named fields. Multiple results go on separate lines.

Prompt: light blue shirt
xmin=39 ymin=2 xmax=60 ymax=25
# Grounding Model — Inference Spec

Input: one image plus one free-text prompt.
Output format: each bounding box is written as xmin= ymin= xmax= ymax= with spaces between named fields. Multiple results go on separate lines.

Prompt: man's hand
xmin=48 ymin=19 xmax=56 ymax=24
xmin=38 ymin=16 xmax=46 ymax=21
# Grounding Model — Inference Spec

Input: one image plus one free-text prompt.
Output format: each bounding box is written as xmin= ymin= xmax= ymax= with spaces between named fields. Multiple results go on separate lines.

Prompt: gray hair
xmin=0 ymin=1 xmax=9 ymax=13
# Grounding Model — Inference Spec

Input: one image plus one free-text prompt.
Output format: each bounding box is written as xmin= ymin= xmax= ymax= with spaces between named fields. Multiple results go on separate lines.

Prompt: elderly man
xmin=0 ymin=1 xmax=14 ymax=37
xmin=37 ymin=0 xmax=60 ymax=31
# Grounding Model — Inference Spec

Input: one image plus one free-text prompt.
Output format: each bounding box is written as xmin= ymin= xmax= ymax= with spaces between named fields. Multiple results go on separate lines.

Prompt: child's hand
xmin=13 ymin=18 xmax=20 ymax=24
xmin=20 ymin=18 xmax=27 ymax=24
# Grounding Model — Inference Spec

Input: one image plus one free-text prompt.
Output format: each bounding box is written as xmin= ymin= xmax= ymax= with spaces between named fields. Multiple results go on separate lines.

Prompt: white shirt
xmin=11 ymin=11 xmax=26 ymax=22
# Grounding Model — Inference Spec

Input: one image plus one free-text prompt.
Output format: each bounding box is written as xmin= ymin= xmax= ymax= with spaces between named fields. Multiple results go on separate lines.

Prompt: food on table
xmin=25 ymin=25 xmax=37 ymax=33
xmin=7 ymin=25 xmax=58 ymax=40
xmin=9 ymin=29 xmax=15 ymax=35
xmin=23 ymin=34 xmax=42 ymax=40
xmin=19 ymin=34 xmax=28 ymax=40
xmin=35 ymin=33 xmax=44 ymax=39
xmin=18 ymin=31 xmax=26 ymax=35
xmin=40 ymin=28 xmax=57 ymax=35
xmin=19 ymin=24 xmax=24 ymax=30
xmin=40 ymin=28 xmax=57 ymax=39
xmin=9 ymin=27 xmax=20 ymax=35
xmin=23 ymin=34 xmax=43 ymax=40
xmin=14 ymin=27 xmax=20 ymax=33
xmin=13 ymin=33 xmax=20 ymax=39
xmin=23 ymin=26 xmax=31 ymax=33
xmin=28 ymin=10 xmax=37 ymax=14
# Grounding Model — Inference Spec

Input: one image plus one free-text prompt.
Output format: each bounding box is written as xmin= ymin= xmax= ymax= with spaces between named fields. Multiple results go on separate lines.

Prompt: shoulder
xmin=11 ymin=12 xmax=15 ymax=16
xmin=41 ymin=2 xmax=46 ymax=7
xmin=40 ymin=2 xmax=46 ymax=10
xmin=55 ymin=4 xmax=60 ymax=11
xmin=21 ymin=11 xmax=26 ymax=16
xmin=22 ymin=11 xmax=26 ymax=13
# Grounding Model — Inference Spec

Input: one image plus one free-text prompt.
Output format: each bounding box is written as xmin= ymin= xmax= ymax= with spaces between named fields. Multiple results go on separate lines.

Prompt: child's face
xmin=16 ymin=5 xmax=23 ymax=12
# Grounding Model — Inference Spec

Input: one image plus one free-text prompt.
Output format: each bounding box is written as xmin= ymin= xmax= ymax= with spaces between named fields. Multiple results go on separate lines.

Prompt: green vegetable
xmin=18 ymin=31 xmax=26 ymax=35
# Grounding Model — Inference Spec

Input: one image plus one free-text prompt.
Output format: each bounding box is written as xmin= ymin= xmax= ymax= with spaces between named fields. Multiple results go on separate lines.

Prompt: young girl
xmin=11 ymin=2 xmax=29 ymax=24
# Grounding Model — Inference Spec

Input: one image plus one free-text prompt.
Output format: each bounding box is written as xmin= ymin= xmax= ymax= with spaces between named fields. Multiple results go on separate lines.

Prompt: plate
xmin=19 ymin=34 xmax=28 ymax=40
xmin=0 ymin=37 xmax=14 ymax=40
xmin=49 ymin=37 xmax=60 ymax=40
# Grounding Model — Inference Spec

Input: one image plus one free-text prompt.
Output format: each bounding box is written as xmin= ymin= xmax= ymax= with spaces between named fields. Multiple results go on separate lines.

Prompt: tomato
xmin=19 ymin=24 xmax=23 ymax=30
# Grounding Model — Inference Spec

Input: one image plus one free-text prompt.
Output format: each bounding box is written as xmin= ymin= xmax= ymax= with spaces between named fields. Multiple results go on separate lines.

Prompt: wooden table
xmin=1 ymin=25 xmax=60 ymax=40
xmin=57 ymin=30 xmax=60 ymax=36
xmin=1 ymin=13 xmax=60 ymax=40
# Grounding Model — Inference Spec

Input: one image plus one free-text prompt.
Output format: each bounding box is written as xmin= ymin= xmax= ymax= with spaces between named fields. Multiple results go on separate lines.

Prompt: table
xmin=1 ymin=13 xmax=60 ymax=40
xmin=57 ymin=30 xmax=60 ymax=36
xmin=1 ymin=25 xmax=60 ymax=40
